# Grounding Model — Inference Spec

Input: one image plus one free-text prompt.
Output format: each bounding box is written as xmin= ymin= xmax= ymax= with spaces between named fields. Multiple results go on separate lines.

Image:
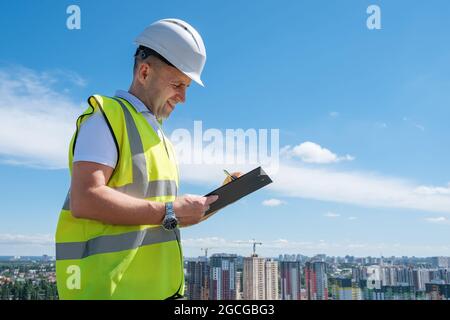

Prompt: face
xmin=135 ymin=58 xmax=192 ymax=120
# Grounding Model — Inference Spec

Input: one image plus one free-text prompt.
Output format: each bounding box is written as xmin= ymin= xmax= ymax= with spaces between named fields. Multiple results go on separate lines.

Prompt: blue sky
xmin=0 ymin=0 xmax=450 ymax=257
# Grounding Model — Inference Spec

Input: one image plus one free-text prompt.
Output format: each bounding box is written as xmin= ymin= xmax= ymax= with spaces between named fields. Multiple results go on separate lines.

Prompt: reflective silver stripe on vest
xmin=112 ymin=97 xmax=177 ymax=199
xmin=114 ymin=179 xmax=177 ymax=198
xmin=56 ymin=226 xmax=180 ymax=260
xmin=61 ymin=97 xmax=177 ymax=211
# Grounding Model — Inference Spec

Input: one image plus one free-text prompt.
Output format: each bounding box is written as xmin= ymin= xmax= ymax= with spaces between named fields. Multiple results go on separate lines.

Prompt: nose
xmin=176 ymin=87 xmax=186 ymax=104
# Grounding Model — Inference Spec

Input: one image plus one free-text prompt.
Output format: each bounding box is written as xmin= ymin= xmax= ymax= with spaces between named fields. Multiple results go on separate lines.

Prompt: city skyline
xmin=184 ymin=253 xmax=450 ymax=300
xmin=3 ymin=253 xmax=449 ymax=268
xmin=1 ymin=253 xmax=449 ymax=300
xmin=2 ymin=253 xmax=449 ymax=300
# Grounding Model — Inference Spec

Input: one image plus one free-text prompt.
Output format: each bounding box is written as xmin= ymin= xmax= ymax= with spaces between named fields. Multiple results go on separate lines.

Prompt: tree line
xmin=1 ymin=279 xmax=58 ymax=300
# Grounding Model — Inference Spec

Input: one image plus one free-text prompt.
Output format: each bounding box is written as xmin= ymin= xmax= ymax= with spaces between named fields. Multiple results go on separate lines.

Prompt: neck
xmin=128 ymin=85 xmax=155 ymax=114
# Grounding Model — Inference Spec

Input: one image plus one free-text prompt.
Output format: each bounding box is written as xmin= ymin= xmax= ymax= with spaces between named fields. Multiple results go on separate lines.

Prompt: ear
xmin=136 ymin=62 xmax=153 ymax=84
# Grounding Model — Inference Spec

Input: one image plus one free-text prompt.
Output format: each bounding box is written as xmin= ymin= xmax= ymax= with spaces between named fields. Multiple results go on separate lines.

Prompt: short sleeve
xmin=73 ymin=112 xmax=118 ymax=168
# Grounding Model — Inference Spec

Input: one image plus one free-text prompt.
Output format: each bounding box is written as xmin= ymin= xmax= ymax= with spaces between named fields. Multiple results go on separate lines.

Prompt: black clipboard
xmin=202 ymin=166 xmax=273 ymax=220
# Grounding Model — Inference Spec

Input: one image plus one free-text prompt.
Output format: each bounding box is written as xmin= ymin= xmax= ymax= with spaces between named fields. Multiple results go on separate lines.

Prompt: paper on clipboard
xmin=201 ymin=166 xmax=273 ymax=220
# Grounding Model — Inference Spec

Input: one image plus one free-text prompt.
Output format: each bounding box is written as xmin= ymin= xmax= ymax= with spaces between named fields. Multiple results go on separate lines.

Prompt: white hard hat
xmin=135 ymin=18 xmax=207 ymax=87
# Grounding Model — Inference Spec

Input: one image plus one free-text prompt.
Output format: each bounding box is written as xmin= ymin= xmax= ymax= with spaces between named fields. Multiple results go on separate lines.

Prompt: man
xmin=55 ymin=18 xmax=223 ymax=300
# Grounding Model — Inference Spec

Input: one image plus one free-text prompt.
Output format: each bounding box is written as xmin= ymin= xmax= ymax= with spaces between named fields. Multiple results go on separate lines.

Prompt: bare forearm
xmin=71 ymin=185 xmax=165 ymax=225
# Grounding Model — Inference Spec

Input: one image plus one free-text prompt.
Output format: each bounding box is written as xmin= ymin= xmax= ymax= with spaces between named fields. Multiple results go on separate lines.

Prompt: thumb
xmin=205 ymin=195 xmax=219 ymax=205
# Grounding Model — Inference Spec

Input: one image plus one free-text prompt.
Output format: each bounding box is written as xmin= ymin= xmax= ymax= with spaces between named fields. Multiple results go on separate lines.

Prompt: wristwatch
xmin=163 ymin=202 xmax=178 ymax=231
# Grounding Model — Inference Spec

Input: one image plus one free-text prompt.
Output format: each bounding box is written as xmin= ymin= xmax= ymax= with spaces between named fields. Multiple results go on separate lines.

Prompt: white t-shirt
xmin=73 ymin=90 xmax=162 ymax=168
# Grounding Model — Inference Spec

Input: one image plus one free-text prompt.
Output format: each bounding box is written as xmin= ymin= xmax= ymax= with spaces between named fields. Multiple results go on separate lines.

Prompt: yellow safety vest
xmin=55 ymin=95 xmax=183 ymax=300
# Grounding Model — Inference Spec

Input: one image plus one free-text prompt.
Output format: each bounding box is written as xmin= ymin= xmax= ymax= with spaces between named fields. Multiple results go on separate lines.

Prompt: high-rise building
xmin=209 ymin=254 xmax=237 ymax=300
xmin=280 ymin=254 xmax=297 ymax=262
xmin=243 ymin=256 xmax=265 ymax=300
xmin=330 ymin=277 xmax=353 ymax=300
xmin=344 ymin=255 xmax=355 ymax=264
xmin=437 ymin=269 xmax=449 ymax=284
xmin=243 ymin=256 xmax=279 ymax=300
xmin=366 ymin=265 xmax=382 ymax=290
xmin=305 ymin=261 xmax=328 ymax=300
xmin=352 ymin=280 xmax=363 ymax=300
xmin=352 ymin=267 xmax=366 ymax=283
xmin=280 ymin=261 xmax=302 ymax=300
xmin=396 ymin=267 xmax=414 ymax=286
xmin=382 ymin=284 xmax=416 ymax=300
xmin=413 ymin=268 xmax=430 ymax=292
xmin=378 ymin=266 xmax=398 ymax=286
xmin=431 ymin=256 xmax=449 ymax=268
xmin=313 ymin=254 xmax=326 ymax=262
xmin=265 ymin=259 xmax=279 ymax=300
xmin=235 ymin=271 xmax=243 ymax=300
xmin=186 ymin=258 xmax=209 ymax=300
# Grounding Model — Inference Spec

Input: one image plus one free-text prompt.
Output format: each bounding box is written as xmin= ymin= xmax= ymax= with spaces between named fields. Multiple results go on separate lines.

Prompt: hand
xmin=173 ymin=194 xmax=219 ymax=227
xmin=222 ymin=171 xmax=243 ymax=185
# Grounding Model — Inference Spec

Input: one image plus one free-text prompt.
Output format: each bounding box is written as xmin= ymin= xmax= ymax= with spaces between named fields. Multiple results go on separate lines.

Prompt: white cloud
xmin=3 ymin=232 xmax=450 ymax=257
xmin=324 ymin=212 xmax=340 ymax=218
xmin=403 ymin=117 xmax=425 ymax=132
xmin=414 ymin=184 xmax=450 ymax=196
xmin=262 ymin=198 xmax=284 ymax=207
xmin=0 ymin=233 xmax=54 ymax=245
xmin=375 ymin=122 xmax=387 ymax=129
xmin=270 ymin=164 xmax=450 ymax=214
xmin=424 ymin=217 xmax=450 ymax=225
xmin=348 ymin=216 xmax=357 ymax=220
xmin=279 ymin=145 xmax=293 ymax=158
xmin=181 ymin=237 xmax=450 ymax=257
xmin=0 ymin=66 xmax=84 ymax=169
xmin=284 ymin=142 xmax=354 ymax=164
xmin=170 ymin=129 xmax=450 ymax=214
xmin=329 ymin=111 xmax=339 ymax=118
xmin=0 ymin=233 xmax=54 ymax=256
xmin=414 ymin=124 xmax=425 ymax=131
xmin=181 ymin=237 xmax=242 ymax=250
xmin=176 ymin=149 xmax=450 ymax=214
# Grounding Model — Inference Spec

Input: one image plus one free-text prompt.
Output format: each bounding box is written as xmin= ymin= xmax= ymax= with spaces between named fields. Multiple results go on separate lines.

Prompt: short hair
xmin=133 ymin=45 xmax=175 ymax=73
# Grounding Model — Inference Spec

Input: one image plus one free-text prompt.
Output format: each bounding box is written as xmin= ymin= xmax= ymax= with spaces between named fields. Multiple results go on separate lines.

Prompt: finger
xmin=205 ymin=195 xmax=219 ymax=205
xmin=230 ymin=172 xmax=243 ymax=178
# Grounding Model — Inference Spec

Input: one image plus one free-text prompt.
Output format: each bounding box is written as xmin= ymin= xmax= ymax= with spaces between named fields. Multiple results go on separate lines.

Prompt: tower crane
xmin=201 ymin=247 xmax=212 ymax=258
xmin=236 ymin=239 xmax=262 ymax=257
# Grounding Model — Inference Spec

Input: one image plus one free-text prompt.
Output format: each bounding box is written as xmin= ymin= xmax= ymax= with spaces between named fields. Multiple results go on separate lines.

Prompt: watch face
xmin=163 ymin=217 xmax=178 ymax=230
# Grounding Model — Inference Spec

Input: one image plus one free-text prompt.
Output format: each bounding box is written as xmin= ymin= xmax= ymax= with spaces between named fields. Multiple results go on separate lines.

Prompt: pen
xmin=223 ymin=169 xmax=237 ymax=181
